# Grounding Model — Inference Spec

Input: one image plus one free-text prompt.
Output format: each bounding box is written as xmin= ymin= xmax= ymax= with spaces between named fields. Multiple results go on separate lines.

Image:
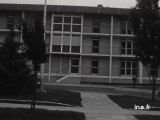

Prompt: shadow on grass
xmin=0 ymin=107 xmax=85 ymax=120
xmin=135 ymin=115 xmax=160 ymax=120
xmin=108 ymin=95 xmax=160 ymax=110
xmin=0 ymin=89 xmax=82 ymax=107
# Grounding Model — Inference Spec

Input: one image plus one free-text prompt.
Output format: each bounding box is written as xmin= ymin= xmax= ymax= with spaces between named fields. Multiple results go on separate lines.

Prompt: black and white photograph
xmin=0 ymin=0 xmax=160 ymax=120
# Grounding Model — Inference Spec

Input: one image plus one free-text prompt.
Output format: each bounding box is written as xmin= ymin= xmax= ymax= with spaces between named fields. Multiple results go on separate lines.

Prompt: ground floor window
xmin=121 ymin=60 xmax=136 ymax=75
xmin=71 ymin=57 xmax=79 ymax=73
xmin=91 ymin=58 xmax=99 ymax=74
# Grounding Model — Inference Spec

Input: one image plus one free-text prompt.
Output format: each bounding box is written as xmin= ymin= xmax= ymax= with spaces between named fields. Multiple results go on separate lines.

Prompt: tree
xmin=0 ymin=29 xmax=34 ymax=95
xmin=131 ymin=0 xmax=160 ymax=101
xmin=22 ymin=18 xmax=48 ymax=110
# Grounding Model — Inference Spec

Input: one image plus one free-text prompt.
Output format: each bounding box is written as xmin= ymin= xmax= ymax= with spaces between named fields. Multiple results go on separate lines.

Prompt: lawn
xmin=108 ymin=95 xmax=160 ymax=110
xmin=0 ymin=108 xmax=85 ymax=120
xmin=0 ymin=89 xmax=82 ymax=107
xmin=135 ymin=115 xmax=160 ymax=120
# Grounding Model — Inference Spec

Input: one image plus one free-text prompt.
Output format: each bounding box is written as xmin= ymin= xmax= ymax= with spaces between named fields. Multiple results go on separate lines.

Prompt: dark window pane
xmin=127 ymin=49 xmax=131 ymax=55
xmin=54 ymin=16 xmax=62 ymax=23
xmin=121 ymin=29 xmax=126 ymax=34
xmin=127 ymin=42 xmax=131 ymax=48
xmin=92 ymin=47 xmax=99 ymax=53
xmin=126 ymin=69 xmax=131 ymax=75
xmin=72 ymin=25 xmax=81 ymax=32
xmin=127 ymin=62 xmax=131 ymax=68
xmin=133 ymin=69 xmax=136 ymax=75
xmin=52 ymin=45 xmax=61 ymax=52
xmin=127 ymin=28 xmax=133 ymax=34
xmin=62 ymin=45 xmax=70 ymax=52
xmin=7 ymin=24 xmax=14 ymax=29
xmin=93 ymin=18 xmax=100 ymax=26
xmin=73 ymin=17 xmax=81 ymax=24
xmin=92 ymin=60 xmax=98 ymax=67
xmin=71 ymin=67 xmax=79 ymax=73
xmin=93 ymin=40 xmax=99 ymax=46
xmin=53 ymin=24 xmax=62 ymax=31
xmin=121 ymin=21 xmax=126 ymax=28
xmin=64 ymin=17 xmax=71 ymax=23
xmin=121 ymin=68 xmax=125 ymax=75
xmin=64 ymin=25 xmax=71 ymax=31
xmin=121 ymin=61 xmax=125 ymax=68
xmin=71 ymin=46 xmax=80 ymax=53
xmin=71 ymin=59 xmax=79 ymax=65
xmin=92 ymin=68 xmax=98 ymax=74
xmin=132 ymin=62 xmax=136 ymax=68
xmin=121 ymin=48 xmax=125 ymax=54
xmin=121 ymin=41 xmax=125 ymax=48
xmin=93 ymin=27 xmax=100 ymax=33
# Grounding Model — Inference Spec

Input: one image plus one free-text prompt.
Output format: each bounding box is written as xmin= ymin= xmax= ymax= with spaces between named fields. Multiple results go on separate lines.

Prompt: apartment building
xmin=0 ymin=3 xmax=157 ymax=84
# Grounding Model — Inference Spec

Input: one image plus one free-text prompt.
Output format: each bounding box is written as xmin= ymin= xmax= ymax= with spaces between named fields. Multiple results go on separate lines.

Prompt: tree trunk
xmin=151 ymin=77 xmax=156 ymax=101
xmin=30 ymin=64 xmax=38 ymax=111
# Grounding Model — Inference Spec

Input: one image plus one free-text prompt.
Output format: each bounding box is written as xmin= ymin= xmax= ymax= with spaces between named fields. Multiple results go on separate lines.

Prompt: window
xmin=62 ymin=45 xmax=70 ymax=52
xmin=53 ymin=24 xmax=62 ymax=31
xmin=121 ymin=20 xmax=133 ymax=34
xmin=54 ymin=16 xmax=63 ymax=23
xmin=72 ymin=25 xmax=81 ymax=32
xmin=71 ymin=46 xmax=80 ymax=53
xmin=71 ymin=57 xmax=79 ymax=73
xmin=52 ymin=45 xmax=61 ymax=52
xmin=121 ymin=60 xmax=136 ymax=75
xmin=73 ymin=17 xmax=81 ymax=24
xmin=93 ymin=18 xmax=100 ymax=33
xmin=7 ymin=16 xmax=15 ymax=29
xmin=121 ymin=40 xmax=134 ymax=55
xmin=92 ymin=37 xmax=99 ymax=53
xmin=91 ymin=58 xmax=99 ymax=74
xmin=53 ymin=15 xmax=82 ymax=32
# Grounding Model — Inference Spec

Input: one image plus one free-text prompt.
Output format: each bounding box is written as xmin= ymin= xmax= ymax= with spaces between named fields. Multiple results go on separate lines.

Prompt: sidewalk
xmin=0 ymin=91 xmax=160 ymax=120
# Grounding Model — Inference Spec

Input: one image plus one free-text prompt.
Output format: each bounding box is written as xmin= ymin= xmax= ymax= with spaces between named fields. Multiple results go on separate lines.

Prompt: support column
xmin=139 ymin=61 xmax=143 ymax=84
xmin=109 ymin=15 xmax=113 ymax=83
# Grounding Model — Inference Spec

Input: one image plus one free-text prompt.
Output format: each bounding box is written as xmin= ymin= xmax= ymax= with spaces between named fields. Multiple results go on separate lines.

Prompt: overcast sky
xmin=0 ymin=0 xmax=136 ymax=8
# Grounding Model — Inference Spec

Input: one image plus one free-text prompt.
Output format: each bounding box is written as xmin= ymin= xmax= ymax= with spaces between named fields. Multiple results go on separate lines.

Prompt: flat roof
xmin=0 ymin=3 xmax=130 ymax=15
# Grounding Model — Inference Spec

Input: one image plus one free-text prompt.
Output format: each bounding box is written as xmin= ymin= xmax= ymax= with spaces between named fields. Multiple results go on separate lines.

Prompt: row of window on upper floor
xmin=51 ymin=36 xmax=134 ymax=55
xmin=2 ymin=14 xmax=134 ymax=35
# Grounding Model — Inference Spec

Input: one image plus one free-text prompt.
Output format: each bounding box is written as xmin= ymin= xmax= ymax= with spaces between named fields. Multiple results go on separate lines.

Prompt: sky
xmin=0 ymin=0 xmax=136 ymax=8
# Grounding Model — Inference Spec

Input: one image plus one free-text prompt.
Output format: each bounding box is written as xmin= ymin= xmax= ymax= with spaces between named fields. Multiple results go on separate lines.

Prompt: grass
xmin=0 ymin=89 xmax=82 ymax=107
xmin=135 ymin=115 xmax=160 ymax=120
xmin=0 ymin=108 xmax=85 ymax=120
xmin=108 ymin=95 xmax=160 ymax=110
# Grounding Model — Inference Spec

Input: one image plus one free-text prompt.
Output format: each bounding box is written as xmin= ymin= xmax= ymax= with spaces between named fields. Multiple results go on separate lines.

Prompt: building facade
xmin=0 ymin=3 xmax=159 ymax=84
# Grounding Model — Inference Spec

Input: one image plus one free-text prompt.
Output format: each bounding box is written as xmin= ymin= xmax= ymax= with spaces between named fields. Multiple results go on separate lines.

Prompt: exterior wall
xmin=113 ymin=16 xmax=121 ymax=34
xmin=112 ymin=58 xmax=121 ymax=76
xmin=100 ymin=16 xmax=111 ymax=34
xmin=82 ymin=36 xmax=92 ymax=54
xmin=83 ymin=15 xmax=92 ymax=33
xmin=81 ymin=56 xmax=91 ymax=75
xmin=99 ymin=57 xmax=109 ymax=76
xmin=112 ymin=37 xmax=121 ymax=55
xmin=0 ymin=13 xmax=7 ymax=29
xmin=51 ymin=56 xmax=60 ymax=74
xmin=99 ymin=37 xmax=110 ymax=54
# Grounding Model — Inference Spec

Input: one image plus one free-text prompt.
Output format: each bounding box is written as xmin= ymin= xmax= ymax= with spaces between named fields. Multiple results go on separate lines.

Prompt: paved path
xmin=0 ymin=88 xmax=160 ymax=120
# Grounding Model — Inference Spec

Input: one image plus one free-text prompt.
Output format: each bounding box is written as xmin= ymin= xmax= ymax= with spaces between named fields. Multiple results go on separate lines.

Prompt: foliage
xmin=22 ymin=18 xmax=48 ymax=110
xmin=131 ymin=0 xmax=160 ymax=100
xmin=0 ymin=29 xmax=34 ymax=95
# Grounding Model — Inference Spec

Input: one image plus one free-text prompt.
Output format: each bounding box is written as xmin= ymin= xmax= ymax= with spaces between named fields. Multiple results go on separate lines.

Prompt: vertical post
xmin=139 ymin=61 xmax=143 ymax=84
xmin=40 ymin=0 xmax=47 ymax=91
xmin=109 ymin=15 xmax=113 ymax=83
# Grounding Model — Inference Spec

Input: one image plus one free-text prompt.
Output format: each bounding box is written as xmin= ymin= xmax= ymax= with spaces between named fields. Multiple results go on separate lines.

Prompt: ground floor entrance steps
xmin=55 ymin=75 xmax=81 ymax=84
